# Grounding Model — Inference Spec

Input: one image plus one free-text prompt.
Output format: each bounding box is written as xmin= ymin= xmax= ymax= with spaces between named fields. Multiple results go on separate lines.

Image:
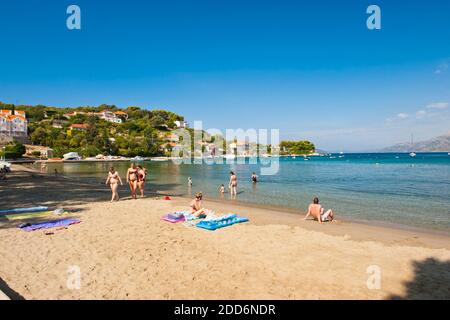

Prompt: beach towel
xmin=0 ymin=206 xmax=48 ymax=215
xmin=19 ymin=218 xmax=81 ymax=232
xmin=196 ymin=214 xmax=249 ymax=231
xmin=181 ymin=210 xmax=217 ymax=228
xmin=161 ymin=212 xmax=186 ymax=223
xmin=6 ymin=211 xmax=68 ymax=221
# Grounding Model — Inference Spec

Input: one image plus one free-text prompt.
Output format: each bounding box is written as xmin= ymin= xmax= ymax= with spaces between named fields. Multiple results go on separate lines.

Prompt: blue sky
xmin=0 ymin=0 xmax=449 ymax=151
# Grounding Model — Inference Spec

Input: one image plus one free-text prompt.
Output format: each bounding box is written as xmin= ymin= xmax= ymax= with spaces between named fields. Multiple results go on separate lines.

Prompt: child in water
xmin=188 ymin=177 xmax=193 ymax=187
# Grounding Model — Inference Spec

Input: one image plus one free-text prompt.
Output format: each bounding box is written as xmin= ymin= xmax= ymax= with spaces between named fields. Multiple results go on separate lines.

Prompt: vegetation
xmin=0 ymin=142 xmax=26 ymax=159
xmin=280 ymin=140 xmax=315 ymax=155
xmin=0 ymin=102 xmax=185 ymax=158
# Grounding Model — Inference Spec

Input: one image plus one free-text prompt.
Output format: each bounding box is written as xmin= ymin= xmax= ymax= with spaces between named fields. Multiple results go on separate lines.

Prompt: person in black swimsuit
xmin=137 ymin=165 xmax=147 ymax=198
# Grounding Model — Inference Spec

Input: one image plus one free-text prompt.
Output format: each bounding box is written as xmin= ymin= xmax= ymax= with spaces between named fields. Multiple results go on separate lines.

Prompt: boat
xmin=131 ymin=156 xmax=144 ymax=161
xmin=224 ymin=154 xmax=236 ymax=159
xmin=409 ymin=134 xmax=416 ymax=158
xmin=63 ymin=152 xmax=81 ymax=161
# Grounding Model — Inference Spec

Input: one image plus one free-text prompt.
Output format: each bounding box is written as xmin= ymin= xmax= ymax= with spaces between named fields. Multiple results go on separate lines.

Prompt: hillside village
xmin=0 ymin=103 xmax=315 ymax=160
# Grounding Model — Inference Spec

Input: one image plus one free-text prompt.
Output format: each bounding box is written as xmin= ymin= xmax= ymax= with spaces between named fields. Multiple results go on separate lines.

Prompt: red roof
xmin=8 ymin=115 xmax=27 ymax=122
xmin=70 ymin=123 xmax=88 ymax=129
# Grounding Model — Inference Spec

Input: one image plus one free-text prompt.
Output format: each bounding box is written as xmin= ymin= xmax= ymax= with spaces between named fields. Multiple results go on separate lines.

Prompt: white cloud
xmin=426 ymin=102 xmax=449 ymax=110
xmin=415 ymin=110 xmax=427 ymax=119
xmin=387 ymin=102 xmax=449 ymax=122
xmin=396 ymin=113 xmax=409 ymax=119
xmin=434 ymin=63 xmax=448 ymax=74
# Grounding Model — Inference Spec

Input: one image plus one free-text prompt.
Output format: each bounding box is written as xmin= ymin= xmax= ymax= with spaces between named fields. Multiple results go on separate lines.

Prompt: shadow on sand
xmin=0 ymin=277 xmax=25 ymax=300
xmin=389 ymin=257 xmax=450 ymax=300
xmin=0 ymin=170 xmax=182 ymax=229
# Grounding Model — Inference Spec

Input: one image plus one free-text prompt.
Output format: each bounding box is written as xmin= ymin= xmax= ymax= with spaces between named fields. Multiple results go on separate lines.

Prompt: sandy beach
xmin=0 ymin=165 xmax=449 ymax=300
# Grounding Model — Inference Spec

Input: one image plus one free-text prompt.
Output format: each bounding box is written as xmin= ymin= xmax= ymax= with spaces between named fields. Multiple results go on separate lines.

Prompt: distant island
xmin=381 ymin=133 xmax=450 ymax=153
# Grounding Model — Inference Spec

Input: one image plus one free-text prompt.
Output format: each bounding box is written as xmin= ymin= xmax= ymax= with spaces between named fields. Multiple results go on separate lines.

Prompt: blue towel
xmin=196 ymin=214 xmax=249 ymax=231
xmin=0 ymin=206 xmax=48 ymax=214
xmin=19 ymin=218 xmax=81 ymax=232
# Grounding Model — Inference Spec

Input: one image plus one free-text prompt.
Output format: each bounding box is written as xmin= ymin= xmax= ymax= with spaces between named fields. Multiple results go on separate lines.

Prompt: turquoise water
xmin=35 ymin=153 xmax=450 ymax=232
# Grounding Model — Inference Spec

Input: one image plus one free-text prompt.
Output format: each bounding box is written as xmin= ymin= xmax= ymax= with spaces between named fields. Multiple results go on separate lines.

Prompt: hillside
xmin=382 ymin=133 xmax=450 ymax=152
xmin=0 ymin=102 xmax=187 ymax=158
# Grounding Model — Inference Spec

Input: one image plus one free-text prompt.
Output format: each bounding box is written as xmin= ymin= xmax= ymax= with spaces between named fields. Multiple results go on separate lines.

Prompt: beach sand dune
xmin=0 ymin=166 xmax=449 ymax=299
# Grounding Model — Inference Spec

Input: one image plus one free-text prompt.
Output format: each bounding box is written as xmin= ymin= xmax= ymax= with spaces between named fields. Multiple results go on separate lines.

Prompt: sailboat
xmin=409 ymin=133 xmax=416 ymax=157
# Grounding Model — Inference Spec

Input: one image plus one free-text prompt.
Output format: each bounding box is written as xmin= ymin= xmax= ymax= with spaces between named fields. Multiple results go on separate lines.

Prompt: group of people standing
xmin=105 ymin=163 xmax=147 ymax=202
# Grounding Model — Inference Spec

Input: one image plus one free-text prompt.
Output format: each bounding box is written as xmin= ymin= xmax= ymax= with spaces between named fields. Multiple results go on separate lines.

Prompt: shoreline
xmin=7 ymin=164 xmax=450 ymax=247
xmin=5 ymin=164 xmax=450 ymax=249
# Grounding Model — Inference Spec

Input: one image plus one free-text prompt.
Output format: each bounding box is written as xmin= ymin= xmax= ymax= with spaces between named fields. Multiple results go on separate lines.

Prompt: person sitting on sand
xmin=190 ymin=192 xmax=208 ymax=218
xmin=0 ymin=168 xmax=7 ymax=181
xmin=105 ymin=166 xmax=123 ymax=202
xmin=304 ymin=197 xmax=334 ymax=224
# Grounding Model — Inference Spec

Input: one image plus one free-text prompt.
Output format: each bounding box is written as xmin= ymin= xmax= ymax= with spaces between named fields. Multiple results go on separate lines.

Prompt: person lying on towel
xmin=190 ymin=192 xmax=209 ymax=218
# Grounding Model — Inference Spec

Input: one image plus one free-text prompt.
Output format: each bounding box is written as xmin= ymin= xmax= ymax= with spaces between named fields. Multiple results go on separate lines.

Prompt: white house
xmin=0 ymin=110 xmax=28 ymax=137
xmin=64 ymin=110 xmax=127 ymax=124
xmin=174 ymin=120 xmax=188 ymax=128
xmin=97 ymin=110 xmax=123 ymax=123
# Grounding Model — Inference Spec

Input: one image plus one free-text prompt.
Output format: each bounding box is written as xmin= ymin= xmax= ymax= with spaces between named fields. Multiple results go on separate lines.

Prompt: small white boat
xmin=131 ymin=156 xmax=144 ymax=161
xmin=409 ymin=152 xmax=417 ymax=157
xmin=63 ymin=152 xmax=81 ymax=161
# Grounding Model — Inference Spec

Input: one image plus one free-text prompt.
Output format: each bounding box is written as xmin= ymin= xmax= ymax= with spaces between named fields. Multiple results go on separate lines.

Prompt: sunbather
xmin=304 ymin=197 xmax=334 ymax=224
xmin=190 ymin=192 xmax=209 ymax=218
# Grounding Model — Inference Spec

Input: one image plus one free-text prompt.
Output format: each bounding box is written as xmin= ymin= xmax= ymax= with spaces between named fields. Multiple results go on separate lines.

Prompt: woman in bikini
xmin=137 ymin=165 xmax=147 ymax=198
xmin=126 ymin=163 xmax=139 ymax=199
xmin=105 ymin=166 xmax=123 ymax=202
xmin=189 ymin=192 xmax=209 ymax=218
xmin=229 ymin=171 xmax=237 ymax=198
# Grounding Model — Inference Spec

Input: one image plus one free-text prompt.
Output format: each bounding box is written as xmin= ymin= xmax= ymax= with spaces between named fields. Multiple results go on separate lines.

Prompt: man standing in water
xmin=229 ymin=171 xmax=237 ymax=198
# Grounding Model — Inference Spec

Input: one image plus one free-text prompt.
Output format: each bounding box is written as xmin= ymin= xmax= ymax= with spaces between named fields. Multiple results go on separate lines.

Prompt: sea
xmin=33 ymin=153 xmax=450 ymax=232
